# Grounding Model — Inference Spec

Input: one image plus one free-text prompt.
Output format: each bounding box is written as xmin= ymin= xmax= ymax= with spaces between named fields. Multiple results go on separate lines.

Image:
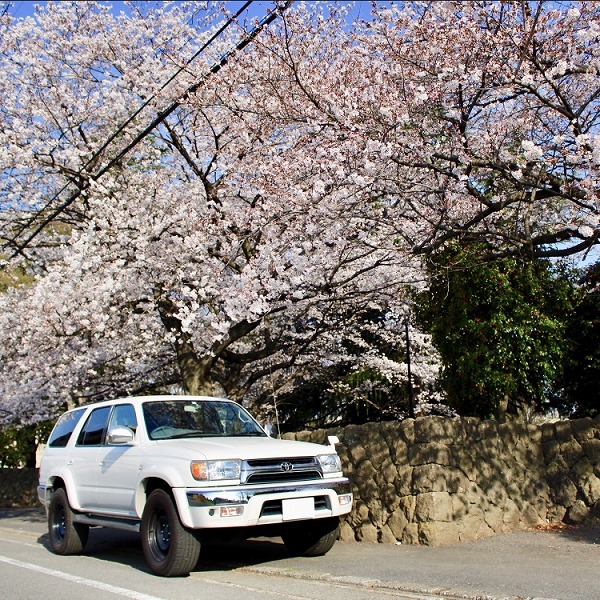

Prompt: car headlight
xmin=317 ymin=453 xmax=342 ymax=473
xmin=190 ymin=459 xmax=241 ymax=481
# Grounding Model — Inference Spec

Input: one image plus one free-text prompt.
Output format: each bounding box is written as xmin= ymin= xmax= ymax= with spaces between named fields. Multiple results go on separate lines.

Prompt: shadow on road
xmin=0 ymin=507 xmax=46 ymax=523
xmin=27 ymin=519 xmax=295 ymax=575
xmin=530 ymin=522 xmax=600 ymax=545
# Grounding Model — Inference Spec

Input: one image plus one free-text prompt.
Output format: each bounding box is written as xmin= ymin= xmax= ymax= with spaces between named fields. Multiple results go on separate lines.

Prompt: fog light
xmin=338 ymin=494 xmax=352 ymax=506
xmin=220 ymin=506 xmax=244 ymax=517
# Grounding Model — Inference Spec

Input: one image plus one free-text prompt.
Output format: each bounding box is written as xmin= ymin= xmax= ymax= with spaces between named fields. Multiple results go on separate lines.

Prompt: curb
xmin=237 ymin=564 xmax=560 ymax=600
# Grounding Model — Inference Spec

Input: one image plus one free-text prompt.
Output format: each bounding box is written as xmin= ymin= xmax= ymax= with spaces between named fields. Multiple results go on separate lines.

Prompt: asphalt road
xmin=1 ymin=507 xmax=599 ymax=600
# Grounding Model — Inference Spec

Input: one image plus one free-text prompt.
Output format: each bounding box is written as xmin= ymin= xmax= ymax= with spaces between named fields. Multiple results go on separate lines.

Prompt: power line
xmin=5 ymin=0 xmax=253 ymax=258
xmin=5 ymin=0 xmax=293 ymax=259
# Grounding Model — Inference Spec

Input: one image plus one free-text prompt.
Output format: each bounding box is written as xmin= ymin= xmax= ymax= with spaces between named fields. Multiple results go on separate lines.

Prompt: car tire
xmin=282 ymin=517 xmax=339 ymax=556
xmin=141 ymin=488 xmax=201 ymax=577
xmin=47 ymin=487 xmax=89 ymax=555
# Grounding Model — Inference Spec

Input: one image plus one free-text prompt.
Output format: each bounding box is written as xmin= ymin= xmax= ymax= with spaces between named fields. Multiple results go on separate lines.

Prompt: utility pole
xmin=405 ymin=318 xmax=415 ymax=419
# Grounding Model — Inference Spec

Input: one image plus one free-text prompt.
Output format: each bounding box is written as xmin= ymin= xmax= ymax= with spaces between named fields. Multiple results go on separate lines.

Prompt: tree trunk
xmin=156 ymin=295 xmax=218 ymax=396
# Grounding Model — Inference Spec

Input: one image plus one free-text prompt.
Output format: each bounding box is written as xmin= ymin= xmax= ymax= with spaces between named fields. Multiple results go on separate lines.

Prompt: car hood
xmin=155 ymin=435 xmax=336 ymax=460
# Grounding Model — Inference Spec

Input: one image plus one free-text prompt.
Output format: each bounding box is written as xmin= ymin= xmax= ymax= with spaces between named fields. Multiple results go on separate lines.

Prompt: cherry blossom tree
xmin=3 ymin=1 xmax=597 ymax=427
xmin=354 ymin=1 xmax=600 ymax=260
xmin=0 ymin=2 xmax=431 ymax=426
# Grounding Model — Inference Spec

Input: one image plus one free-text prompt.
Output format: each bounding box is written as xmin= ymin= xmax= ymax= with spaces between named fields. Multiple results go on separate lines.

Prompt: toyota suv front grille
xmin=241 ymin=456 xmax=323 ymax=484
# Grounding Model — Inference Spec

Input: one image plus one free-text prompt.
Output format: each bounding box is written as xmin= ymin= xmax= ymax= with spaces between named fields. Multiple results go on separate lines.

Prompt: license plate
xmin=282 ymin=497 xmax=314 ymax=521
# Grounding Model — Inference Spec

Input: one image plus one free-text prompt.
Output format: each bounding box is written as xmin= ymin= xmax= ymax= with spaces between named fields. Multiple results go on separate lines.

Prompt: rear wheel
xmin=141 ymin=489 xmax=201 ymax=577
xmin=47 ymin=487 xmax=89 ymax=555
xmin=282 ymin=517 xmax=339 ymax=556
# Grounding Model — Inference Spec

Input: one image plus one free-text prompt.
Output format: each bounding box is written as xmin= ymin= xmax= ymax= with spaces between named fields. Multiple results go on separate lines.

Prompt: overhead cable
xmin=6 ymin=0 xmax=293 ymax=258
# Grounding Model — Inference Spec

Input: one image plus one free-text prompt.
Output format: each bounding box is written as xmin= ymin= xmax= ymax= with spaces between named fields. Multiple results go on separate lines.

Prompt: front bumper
xmin=37 ymin=485 xmax=48 ymax=511
xmin=175 ymin=477 xmax=353 ymax=529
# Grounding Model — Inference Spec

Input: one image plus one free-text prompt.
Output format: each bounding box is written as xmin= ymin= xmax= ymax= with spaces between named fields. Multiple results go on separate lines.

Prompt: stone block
xmin=486 ymin=479 xmax=508 ymax=508
xmin=409 ymin=442 xmax=453 ymax=466
xmin=546 ymin=504 xmax=567 ymax=523
xmin=418 ymin=521 xmax=460 ymax=546
xmin=542 ymin=439 xmax=561 ymax=464
xmin=380 ymin=457 xmax=399 ymax=483
xmin=394 ymin=465 xmax=413 ymax=497
xmin=443 ymin=467 xmax=470 ymax=494
xmin=502 ymin=499 xmax=521 ymax=530
xmin=413 ymin=416 xmax=457 ymax=443
xmin=553 ymin=420 xmax=574 ymax=442
xmin=357 ymin=522 xmax=379 ymax=543
xmin=465 ymin=481 xmax=487 ymax=508
xmin=560 ymin=439 xmax=584 ymax=467
xmin=469 ymin=458 xmax=496 ymax=483
xmin=398 ymin=419 xmax=415 ymax=445
xmin=474 ymin=419 xmax=499 ymax=441
xmin=401 ymin=523 xmax=419 ymax=545
xmin=379 ymin=524 xmax=398 ymax=544
xmin=583 ymin=439 xmax=600 ymax=463
xmin=483 ymin=504 xmax=505 ymax=533
xmin=451 ymin=494 xmax=468 ymax=521
xmin=574 ymin=467 xmax=600 ymax=505
xmin=520 ymin=501 xmax=544 ymax=527
xmin=355 ymin=501 xmax=370 ymax=522
xmin=414 ymin=491 xmax=454 ymax=522
xmin=541 ymin=421 xmax=555 ymax=442
xmin=339 ymin=520 xmax=356 ymax=542
xmin=588 ymin=500 xmax=600 ymax=525
xmin=0 ymin=468 xmax=39 ymax=508
xmin=458 ymin=507 xmax=495 ymax=541
xmin=565 ymin=500 xmax=589 ymax=525
xmin=348 ymin=444 xmax=367 ymax=465
xmin=353 ymin=459 xmax=378 ymax=498
xmin=398 ymin=494 xmax=416 ymax=521
xmin=388 ymin=438 xmax=409 ymax=464
xmin=571 ymin=417 xmax=595 ymax=443
xmin=386 ymin=508 xmax=409 ymax=539
xmin=411 ymin=463 xmax=450 ymax=493
xmin=380 ymin=482 xmax=400 ymax=511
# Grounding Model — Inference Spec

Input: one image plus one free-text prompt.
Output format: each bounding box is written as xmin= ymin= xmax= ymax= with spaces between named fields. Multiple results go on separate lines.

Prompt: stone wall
xmin=284 ymin=415 xmax=600 ymax=546
xmin=3 ymin=415 xmax=600 ymax=547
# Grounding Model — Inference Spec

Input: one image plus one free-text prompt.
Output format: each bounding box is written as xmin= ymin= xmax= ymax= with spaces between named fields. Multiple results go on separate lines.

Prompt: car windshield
xmin=142 ymin=399 xmax=267 ymax=440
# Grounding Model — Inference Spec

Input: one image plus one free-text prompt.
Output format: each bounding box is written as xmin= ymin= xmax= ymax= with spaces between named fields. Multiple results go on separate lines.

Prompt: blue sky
xmin=5 ymin=1 xmax=282 ymax=22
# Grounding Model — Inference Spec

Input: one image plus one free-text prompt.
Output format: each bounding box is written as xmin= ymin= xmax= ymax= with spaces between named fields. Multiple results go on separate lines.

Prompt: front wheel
xmin=282 ymin=517 xmax=340 ymax=556
xmin=141 ymin=489 xmax=201 ymax=577
xmin=47 ymin=487 xmax=89 ymax=555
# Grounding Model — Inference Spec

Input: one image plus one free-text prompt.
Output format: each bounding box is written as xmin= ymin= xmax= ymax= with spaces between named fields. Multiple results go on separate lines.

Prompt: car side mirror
xmin=107 ymin=426 xmax=135 ymax=445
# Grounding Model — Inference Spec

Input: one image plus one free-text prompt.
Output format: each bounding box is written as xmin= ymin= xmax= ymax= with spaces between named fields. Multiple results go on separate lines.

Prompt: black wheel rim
xmin=52 ymin=504 xmax=66 ymax=542
xmin=148 ymin=510 xmax=170 ymax=560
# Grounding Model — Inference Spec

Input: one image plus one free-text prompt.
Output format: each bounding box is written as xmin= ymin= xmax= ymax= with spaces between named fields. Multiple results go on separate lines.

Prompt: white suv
xmin=38 ymin=395 xmax=352 ymax=576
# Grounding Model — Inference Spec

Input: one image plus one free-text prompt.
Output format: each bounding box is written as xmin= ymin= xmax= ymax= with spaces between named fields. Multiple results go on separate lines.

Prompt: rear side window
xmin=48 ymin=408 xmax=86 ymax=448
xmin=108 ymin=403 xmax=137 ymax=431
xmin=77 ymin=406 xmax=111 ymax=446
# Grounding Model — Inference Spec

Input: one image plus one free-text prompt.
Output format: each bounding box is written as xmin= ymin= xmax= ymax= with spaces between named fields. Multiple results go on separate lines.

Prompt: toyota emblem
xmin=280 ymin=461 xmax=294 ymax=472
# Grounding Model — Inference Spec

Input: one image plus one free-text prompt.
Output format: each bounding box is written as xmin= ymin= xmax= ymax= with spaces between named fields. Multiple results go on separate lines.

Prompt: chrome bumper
xmin=187 ymin=478 xmax=352 ymax=507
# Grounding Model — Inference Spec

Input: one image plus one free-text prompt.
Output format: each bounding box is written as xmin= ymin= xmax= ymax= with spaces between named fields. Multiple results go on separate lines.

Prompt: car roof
xmin=64 ymin=395 xmax=234 ymax=413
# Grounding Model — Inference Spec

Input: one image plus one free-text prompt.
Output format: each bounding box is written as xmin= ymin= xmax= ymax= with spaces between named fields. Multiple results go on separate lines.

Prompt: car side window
xmin=76 ymin=406 xmax=111 ymax=446
xmin=108 ymin=404 xmax=137 ymax=432
xmin=48 ymin=408 xmax=86 ymax=448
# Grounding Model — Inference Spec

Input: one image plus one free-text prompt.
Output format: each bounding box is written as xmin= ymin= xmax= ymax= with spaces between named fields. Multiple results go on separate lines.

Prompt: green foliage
xmin=415 ymin=244 xmax=578 ymax=419
xmin=275 ymin=365 xmax=410 ymax=432
xmin=0 ymin=421 xmax=54 ymax=467
xmin=555 ymin=262 xmax=600 ymax=417
xmin=272 ymin=307 xmax=413 ymax=430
